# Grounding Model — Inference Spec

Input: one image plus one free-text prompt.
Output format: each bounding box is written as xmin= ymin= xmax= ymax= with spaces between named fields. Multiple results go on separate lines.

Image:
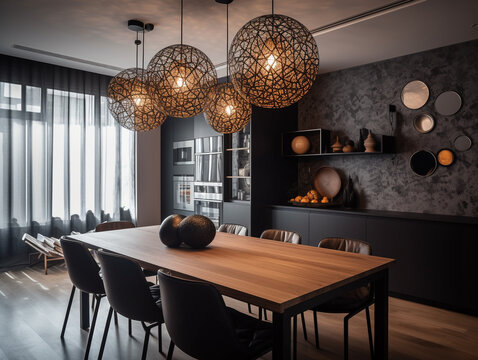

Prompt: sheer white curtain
xmin=0 ymin=55 xmax=136 ymax=269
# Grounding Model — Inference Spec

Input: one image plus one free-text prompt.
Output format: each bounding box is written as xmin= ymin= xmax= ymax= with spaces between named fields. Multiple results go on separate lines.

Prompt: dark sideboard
xmin=261 ymin=205 xmax=478 ymax=316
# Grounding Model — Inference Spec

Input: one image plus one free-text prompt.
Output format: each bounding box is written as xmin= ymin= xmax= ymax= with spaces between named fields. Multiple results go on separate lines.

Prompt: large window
xmin=0 ymin=66 xmax=136 ymax=270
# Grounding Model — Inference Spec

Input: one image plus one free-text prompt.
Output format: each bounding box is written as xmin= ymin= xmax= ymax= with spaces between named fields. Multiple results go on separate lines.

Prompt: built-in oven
xmin=194 ymin=136 xmax=223 ymax=227
xmin=173 ymin=175 xmax=194 ymax=211
xmin=173 ymin=140 xmax=195 ymax=165
xmin=193 ymin=184 xmax=222 ymax=227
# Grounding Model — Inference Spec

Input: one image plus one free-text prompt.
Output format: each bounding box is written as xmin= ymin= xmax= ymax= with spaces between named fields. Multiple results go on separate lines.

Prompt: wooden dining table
xmin=67 ymin=225 xmax=395 ymax=360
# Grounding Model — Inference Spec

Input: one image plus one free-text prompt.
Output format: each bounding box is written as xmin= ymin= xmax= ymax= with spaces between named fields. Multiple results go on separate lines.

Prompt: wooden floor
xmin=0 ymin=263 xmax=477 ymax=360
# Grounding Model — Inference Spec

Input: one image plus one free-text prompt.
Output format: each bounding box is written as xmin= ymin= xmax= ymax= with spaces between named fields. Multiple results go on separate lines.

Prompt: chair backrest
xmin=95 ymin=221 xmax=135 ymax=232
xmin=218 ymin=223 xmax=248 ymax=236
xmin=319 ymin=237 xmax=373 ymax=302
xmin=157 ymin=271 xmax=250 ymax=360
xmin=96 ymin=251 xmax=162 ymax=322
xmin=260 ymin=229 xmax=302 ymax=244
xmin=60 ymin=238 xmax=105 ymax=294
xmin=318 ymin=237 xmax=371 ymax=255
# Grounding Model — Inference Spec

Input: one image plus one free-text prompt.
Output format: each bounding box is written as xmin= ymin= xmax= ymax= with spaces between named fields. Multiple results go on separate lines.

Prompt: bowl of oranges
xmin=288 ymin=189 xmax=335 ymax=207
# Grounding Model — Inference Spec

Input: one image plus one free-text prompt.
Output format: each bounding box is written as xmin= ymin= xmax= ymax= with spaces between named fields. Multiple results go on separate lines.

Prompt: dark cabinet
xmin=263 ymin=205 xmax=478 ymax=315
xmin=266 ymin=207 xmax=309 ymax=245
xmin=366 ymin=217 xmax=456 ymax=307
xmin=309 ymin=212 xmax=366 ymax=247
xmin=223 ymin=202 xmax=251 ymax=234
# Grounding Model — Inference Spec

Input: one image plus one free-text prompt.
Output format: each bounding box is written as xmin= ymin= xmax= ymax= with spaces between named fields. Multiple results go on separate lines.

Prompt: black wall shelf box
xmin=282 ymin=128 xmax=330 ymax=156
xmin=282 ymin=128 xmax=394 ymax=157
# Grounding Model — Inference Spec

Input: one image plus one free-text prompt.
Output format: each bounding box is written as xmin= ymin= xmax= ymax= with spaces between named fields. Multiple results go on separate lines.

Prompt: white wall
xmin=136 ymin=128 xmax=162 ymax=227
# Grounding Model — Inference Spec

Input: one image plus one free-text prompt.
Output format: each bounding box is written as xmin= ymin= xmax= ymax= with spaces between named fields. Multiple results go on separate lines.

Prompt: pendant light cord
xmin=180 ymin=0 xmax=183 ymax=45
xmin=226 ymin=3 xmax=229 ymax=81
xmin=135 ymin=31 xmax=139 ymax=69
xmin=142 ymin=28 xmax=145 ymax=79
xmin=272 ymin=0 xmax=274 ymax=15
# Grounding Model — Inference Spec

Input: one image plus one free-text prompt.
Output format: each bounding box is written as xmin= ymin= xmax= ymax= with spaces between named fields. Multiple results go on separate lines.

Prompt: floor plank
xmin=0 ymin=263 xmax=477 ymax=359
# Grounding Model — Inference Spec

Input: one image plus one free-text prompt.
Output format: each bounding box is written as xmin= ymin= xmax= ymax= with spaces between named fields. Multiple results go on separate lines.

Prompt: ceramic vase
xmin=331 ymin=136 xmax=343 ymax=152
xmin=343 ymin=140 xmax=355 ymax=153
xmin=364 ymin=131 xmax=376 ymax=152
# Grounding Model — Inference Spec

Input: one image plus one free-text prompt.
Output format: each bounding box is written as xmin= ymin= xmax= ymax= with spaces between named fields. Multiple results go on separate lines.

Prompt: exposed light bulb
xmin=266 ymin=54 xmax=277 ymax=71
xmin=134 ymin=96 xmax=143 ymax=106
xmin=225 ymin=104 xmax=234 ymax=116
xmin=176 ymin=77 xmax=185 ymax=88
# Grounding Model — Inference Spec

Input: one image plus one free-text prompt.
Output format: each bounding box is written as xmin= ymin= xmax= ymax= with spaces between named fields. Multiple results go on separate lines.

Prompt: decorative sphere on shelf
xmin=291 ymin=136 xmax=310 ymax=154
xmin=178 ymin=215 xmax=216 ymax=249
xmin=159 ymin=214 xmax=186 ymax=247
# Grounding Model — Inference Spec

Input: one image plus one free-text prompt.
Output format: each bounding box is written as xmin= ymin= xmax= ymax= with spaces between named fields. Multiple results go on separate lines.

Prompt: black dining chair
xmin=95 ymin=220 xmax=157 ymax=335
xmin=96 ymin=250 xmax=172 ymax=360
xmin=218 ymin=223 xmax=248 ymax=236
xmin=60 ymin=238 xmax=106 ymax=360
xmin=95 ymin=221 xmax=156 ymax=276
xmin=300 ymin=237 xmax=374 ymax=360
xmin=158 ymin=270 xmax=273 ymax=360
xmin=260 ymin=229 xmax=302 ymax=244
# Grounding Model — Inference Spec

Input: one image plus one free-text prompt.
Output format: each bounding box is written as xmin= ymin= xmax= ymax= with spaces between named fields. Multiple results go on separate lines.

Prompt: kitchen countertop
xmin=266 ymin=204 xmax=478 ymax=225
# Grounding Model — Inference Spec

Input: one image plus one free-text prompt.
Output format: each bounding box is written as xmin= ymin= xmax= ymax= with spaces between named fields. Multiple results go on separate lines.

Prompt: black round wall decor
xmin=409 ymin=150 xmax=437 ymax=177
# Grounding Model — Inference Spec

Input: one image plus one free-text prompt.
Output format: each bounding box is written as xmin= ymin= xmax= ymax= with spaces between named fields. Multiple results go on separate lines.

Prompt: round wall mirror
xmin=454 ymin=135 xmax=472 ymax=152
xmin=413 ymin=114 xmax=435 ymax=133
xmin=409 ymin=150 xmax=437 ymax=177
xmin=435 ymin=91 xmax=462 ymax=116
xmin=401 ymin=80 xmax=429 ymax=109
xmin=437 ymin=148 xmax=455 ymax=167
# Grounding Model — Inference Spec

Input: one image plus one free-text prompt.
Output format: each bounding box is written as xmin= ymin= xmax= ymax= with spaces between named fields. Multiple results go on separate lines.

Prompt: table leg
xmin=272 ymin=312 xmax=291 ymax=360
xmin=374 ymin=268 xmax=389 ymax=359
xmin=80 ymin=291 xmax=90 ymax=330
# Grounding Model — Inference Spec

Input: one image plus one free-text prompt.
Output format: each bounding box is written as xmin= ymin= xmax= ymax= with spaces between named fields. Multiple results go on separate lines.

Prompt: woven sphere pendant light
xmin=229 ymin=13 xmax=319 ymax=109
xmin=205 ymin=0 xmax=251 ymax=134
xmin=205 ymin=82 xmax=251 ymax=133
xmin=107 ymin=68 xmax=166 ymax=131
xmin=148 ymin=44 xmax=217 ymax=118
xmin=147 ymin=0 xmax=217 ymax=118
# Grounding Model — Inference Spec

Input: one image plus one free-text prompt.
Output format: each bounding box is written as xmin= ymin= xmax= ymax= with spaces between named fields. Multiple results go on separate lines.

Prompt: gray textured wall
xmin=298 ymin=40 xmax=478 ymax=217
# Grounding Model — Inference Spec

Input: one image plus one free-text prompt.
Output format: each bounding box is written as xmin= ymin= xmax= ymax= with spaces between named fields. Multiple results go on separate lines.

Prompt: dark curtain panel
xmin=0 ymin=55 xmax=136 ymax=270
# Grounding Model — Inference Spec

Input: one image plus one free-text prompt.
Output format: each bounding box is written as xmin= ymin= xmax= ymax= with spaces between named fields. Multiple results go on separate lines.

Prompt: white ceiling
xmin=0 ymin=0 xmax=477 ymax=77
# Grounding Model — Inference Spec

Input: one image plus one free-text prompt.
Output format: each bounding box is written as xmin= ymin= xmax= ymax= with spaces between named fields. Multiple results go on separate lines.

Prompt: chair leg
xmin=141 ymin=326 xmax=152 ymax=360
xmin=113 ymin=311 xmax=118 ymax=325
xmin=264 ymin=309 xmax=268 ymax=321
xmin=300 ymin=312 xmax=308 ymax=341
xmin=128 ymin=319 xmax=132 ymax=336
xmin=258 ymin=307 xmax=262 ymax=320
xmin=313 ymin=311 xmax=320 ymax=349
xmin=158 ymin=323 xmax=162 ymax=353
xmin=91 ymin=294 xmax=95 ymax=310
xmin=98 ymin=306 xmax=113 ymax=360
xmin=247 ymin=303 xmax=252 ymax=314
xmin=84 ymin=295 xmax=101 ymax=359
xmin=167 ymin=340 xmax=175 ymax=360
xmin=293 ymin=315 xmax=297 ymax=360
xmin=60 ymin=285 xmax=76 ymax=338
xmin=366 ymin=306 xmax=374 ymax=359
xmin=344 ymin=316 xmax=349 ymax=360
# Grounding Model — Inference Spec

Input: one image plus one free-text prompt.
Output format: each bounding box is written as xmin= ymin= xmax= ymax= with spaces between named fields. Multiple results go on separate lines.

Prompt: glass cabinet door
xmin=225 ymin=124 xmax=251 ymax=201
